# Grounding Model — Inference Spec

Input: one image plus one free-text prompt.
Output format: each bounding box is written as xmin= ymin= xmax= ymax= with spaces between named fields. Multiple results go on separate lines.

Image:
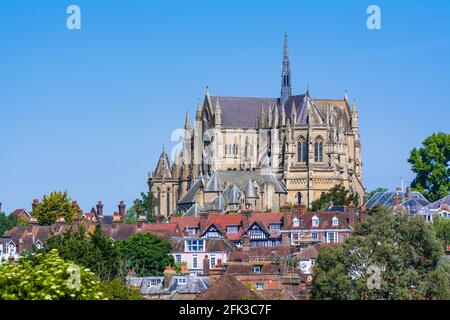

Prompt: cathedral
xmin=149 ymin=35 xmax=364 ymax=217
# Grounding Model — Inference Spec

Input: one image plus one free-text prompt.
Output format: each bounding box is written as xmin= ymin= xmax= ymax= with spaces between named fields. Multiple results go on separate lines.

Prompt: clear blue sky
xmin=1 ymin=0 xmax=449 ymax=214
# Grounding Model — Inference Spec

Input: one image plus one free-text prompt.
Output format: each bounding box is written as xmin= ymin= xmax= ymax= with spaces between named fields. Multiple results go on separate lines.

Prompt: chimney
xmin=203 ymin=255 xmax=211 ymax=276
xmin=393 ymin=193 xmax=401 ymax=206
xmin=32 ymin=199 xmax=40 ymax=211
xmin=155 ymin=214 xmax=164 ymax=224
xmin=199 ymin=211 xmax=208 ymax=230
xmin=347 ymin=202 xmax=356 ymax=228
xmin=242 ymin=234 xmax=251 ymax=252
xmin=137 ymin=215 xmax=147 ymax=229
xmin=284 ymin=210 xmax=293 ymax=230
xmin=406 ymin=187 xmax=411 ymax=200
xmin=163 ymin=267 xmax=174 ymax=289
xmin=27 ymin=217 xmax=39 ymax=226
xmin=112 ymin=212 xmax=121 ymax=228
xmin=347 ymin=202 xmax=355 ymax=214
xmin=242 ymin=210 xmax=252 ymax=232
xmin=281 ymin=232 xmax=290 ymax=247
xmin=298 ymin=204 xmax=307 ymax=216
xmin=118 ymin=201 xmax=126 ymax=221
xmin=55 ymin=215 xmax=66 ymax=224
xmin=96 ymin=201 xmax=104 ymax=217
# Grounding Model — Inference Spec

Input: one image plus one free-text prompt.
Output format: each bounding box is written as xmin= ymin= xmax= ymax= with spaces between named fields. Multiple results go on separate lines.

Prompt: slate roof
xmin=127 ymin=276 xmax=210 ymax=297
xmin=210 ymin=96 xmax=278 ymax=128
xmin=208 ymin=94 xmax=342 ymax=128
xmin=426 ymin=195 xmax=450 ymax=210
xmin=178 ymin=179 xmax=204 ymax=205
xmin=365 ymin=190 xmax=430 ymax=209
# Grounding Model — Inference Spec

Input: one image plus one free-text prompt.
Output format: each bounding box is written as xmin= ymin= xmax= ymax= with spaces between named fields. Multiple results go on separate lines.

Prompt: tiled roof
xmin=196 ymin=274 xmax=260 ymax=300
xmin=292 ymin=212 xmax=354 ymax=230
xmin=296 ymin=245 xmax=319 ymax=260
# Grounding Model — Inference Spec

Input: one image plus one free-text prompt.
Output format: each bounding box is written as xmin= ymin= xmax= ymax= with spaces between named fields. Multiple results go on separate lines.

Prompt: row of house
xmin=1 ymin=198 xmax=360 ymax=299
xmin=365 ymin=188 xmax=450 ymax=222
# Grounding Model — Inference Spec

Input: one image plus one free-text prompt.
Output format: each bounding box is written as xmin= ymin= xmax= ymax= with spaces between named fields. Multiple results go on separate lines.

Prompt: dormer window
xmin=293 ymin=217 xmax=300 ymax=227
xmin=312 ymin=216 xmax=319 ymax=227
xmin=253 ymin=265 xmax=262 ymax=273
xmin=269 ymin=223 xmax=281 ymax=231
xmin=226 ymin=226 xmax=239 ymax=234
xmin=332 ymin=216 xmax=338 ymax=226
xmin=186 ymin=227 xmax=197 ymax=235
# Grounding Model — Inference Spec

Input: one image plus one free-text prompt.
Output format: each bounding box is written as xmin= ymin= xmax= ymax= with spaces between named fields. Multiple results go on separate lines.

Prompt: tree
xmin=32 ymin=191 xmax=79 ymax=225
xmin=366 ymin=188 xmax=388 ymax=201
xmin=0 ymin=212 xmax=21 ymax=236
xmin=312 ymin=207 xmax=448 ymax=300
xmin=0 ymin=249 xmax=105 ymax=300
xmin=126 ymin=192 xmax=158 ymax=223
xmin=433 ymin=215 xmax=450 ymax=251
xmin=43 ymin=225 xmax=126 ymax=280
xmin=99 ymin=279 xmax=142 ymax=300
xmin=311 ymin=184 xmax=360 ymax=212
xmin=408 ymin=132 xmax=450 ymax=202
xmin=116 ymin=233 xmax=174 ymax=276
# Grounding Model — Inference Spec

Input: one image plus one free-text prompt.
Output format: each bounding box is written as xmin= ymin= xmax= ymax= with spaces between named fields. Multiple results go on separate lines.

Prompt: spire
xmin=184 ymin=110 xmax=190 ymax=130
xmin=291 ymin=99 xmax=297 ymax=125
xmin=281 ymin=102 xmax=286 ymax=126
xmin=154 ymin=148 xmax=173 ymax=179
xmin=352 ymin=99 xmax=358 ymax=113
xmin=280 ymin=33 xmax=292 ymax=104
xmin=196 ymin=98 xmax=202 ymax=120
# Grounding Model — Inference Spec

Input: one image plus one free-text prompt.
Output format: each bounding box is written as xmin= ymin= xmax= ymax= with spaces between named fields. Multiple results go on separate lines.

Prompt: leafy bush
xmin=0 ymin=249 xmax=104 ymax=300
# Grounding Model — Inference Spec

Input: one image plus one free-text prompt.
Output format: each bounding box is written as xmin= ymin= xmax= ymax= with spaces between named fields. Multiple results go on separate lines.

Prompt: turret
xmin=291 ymin=100 xmax=297 ymax=126
xmin=184 ymin=110 xmax=190 ymax=130
xmin=351 ymin=99 xmax=359 ymax=132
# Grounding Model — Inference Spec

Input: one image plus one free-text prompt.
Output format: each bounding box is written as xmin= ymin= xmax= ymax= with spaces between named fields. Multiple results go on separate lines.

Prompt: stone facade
xmin=149 ymin=35 xmax=364 ymax=216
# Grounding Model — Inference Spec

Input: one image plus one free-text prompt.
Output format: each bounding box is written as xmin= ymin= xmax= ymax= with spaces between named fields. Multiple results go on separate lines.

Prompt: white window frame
xmin=332 ymin=217 xmax=338 ymax=227
xmin=312 ymin=216 xmax=319 ymax=227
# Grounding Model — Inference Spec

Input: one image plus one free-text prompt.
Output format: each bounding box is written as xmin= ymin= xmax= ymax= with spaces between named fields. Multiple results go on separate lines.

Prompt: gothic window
xmin=314 ymin=139 xmax=324 ymax=162
xmin=297 ymin=139 xmax=307 ymax=162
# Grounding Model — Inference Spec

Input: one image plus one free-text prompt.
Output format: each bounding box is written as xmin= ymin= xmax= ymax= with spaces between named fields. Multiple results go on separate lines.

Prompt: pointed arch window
xmin=297 ymin=139 xmax=308 ymax=162
xmin=314 ymin=139 xmax=324 ymax=162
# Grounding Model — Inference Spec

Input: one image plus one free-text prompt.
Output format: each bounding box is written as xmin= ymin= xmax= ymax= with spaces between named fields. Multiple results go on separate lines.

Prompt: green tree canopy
xmin=32 ymin=191 xmax=78 ymax=225
xmin=116 ymin=232 xmax=174 ymax=276
xmin=42 ymin=225 xmax=125 ymax=280
xmin=408 ymin=132 xmax=450 ymax=202
xmin=0 ymin=212 xmax=21 ymax=236
xmin=125 ymin=192 xmax=158 ymax=223
xmin=311 ymin=184 xmax=360 ymax=212
xmin=433 ymin=215 xmax=450 ymax=251
xmin=312 ymin=206 xmax=449 ymax=300
xmin=99 ymin=279 xmax=142 ymax=300
xmin=0 ymin=249 xmax=105 ymax=300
